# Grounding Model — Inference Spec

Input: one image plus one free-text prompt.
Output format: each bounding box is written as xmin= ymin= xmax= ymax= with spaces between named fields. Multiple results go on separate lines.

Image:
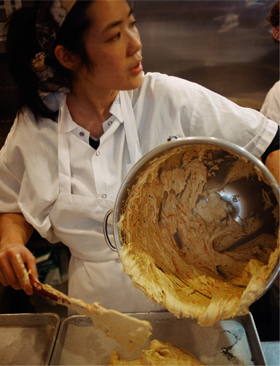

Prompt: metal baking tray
xmin=50 ymin=311 xmax=266 ymax=365
xmin=261 ymin=341 xmax=280 ymax=366
xmin=0 ymin=313 xmax=60 ymax=365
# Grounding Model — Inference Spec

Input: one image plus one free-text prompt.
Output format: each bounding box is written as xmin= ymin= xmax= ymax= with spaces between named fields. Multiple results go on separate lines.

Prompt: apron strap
xmin=120 ymin=91 xmax=142 ymax=166
xmin=58 ymin=132 xmax=72 ymax=194
xmin=57 ymin=95 xmax=72 ymax=194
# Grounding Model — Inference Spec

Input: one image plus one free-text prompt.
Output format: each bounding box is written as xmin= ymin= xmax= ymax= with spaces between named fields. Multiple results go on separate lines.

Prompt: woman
xmin=0 ymin=0 xmax=279 ymax=313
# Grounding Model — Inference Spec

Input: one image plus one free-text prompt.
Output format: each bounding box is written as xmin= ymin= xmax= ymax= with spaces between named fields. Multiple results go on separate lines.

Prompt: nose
xmin=127 ymin=28 xmax=142 ymax=57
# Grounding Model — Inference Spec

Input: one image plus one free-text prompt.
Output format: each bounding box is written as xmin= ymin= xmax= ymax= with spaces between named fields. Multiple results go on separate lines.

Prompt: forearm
xmin=0 ymin=213 xmax=34 ymax=248
xmin=265 ymin=150 xmax=280 ymax=186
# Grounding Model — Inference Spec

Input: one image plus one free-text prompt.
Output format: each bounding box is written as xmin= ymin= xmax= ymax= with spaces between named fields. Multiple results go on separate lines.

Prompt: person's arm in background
xmin=0 ymin=213 xmax=37 ymax=295
xmin=261 ymin=126 xmax=280 ymax=185
xmin=265 ymin=150 xmax=280 ymax=185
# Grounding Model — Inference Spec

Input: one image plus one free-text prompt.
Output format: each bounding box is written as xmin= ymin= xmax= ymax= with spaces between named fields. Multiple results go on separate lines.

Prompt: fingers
xmin=11 ymin=252 xmax=34 ymax=295
xmin=0 ymin=267 xmax=9 ymax=287
xmin=0 ymin=252 xmax=22 ymax=290
xmin=26 ymin=253 xmax=38 ymax=279
xmin=0 ymin=245 xmax=37 ymax=295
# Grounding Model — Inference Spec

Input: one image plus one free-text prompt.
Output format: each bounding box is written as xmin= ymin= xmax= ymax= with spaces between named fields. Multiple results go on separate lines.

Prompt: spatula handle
xmin=29 ymin=272 xmax=71 ymax=305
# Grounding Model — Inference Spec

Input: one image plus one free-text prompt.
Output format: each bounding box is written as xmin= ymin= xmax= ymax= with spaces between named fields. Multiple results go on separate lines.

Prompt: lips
xmin=130 ymin=59 xmax=143 ymax=73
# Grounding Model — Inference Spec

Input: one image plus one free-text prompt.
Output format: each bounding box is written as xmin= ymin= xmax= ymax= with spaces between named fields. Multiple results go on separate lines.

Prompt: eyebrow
xmin=102 ymin=9 xmax=134 ymax=34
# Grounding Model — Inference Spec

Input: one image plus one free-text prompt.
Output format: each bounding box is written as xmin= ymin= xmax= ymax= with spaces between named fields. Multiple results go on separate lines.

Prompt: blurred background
xmin=133 ymin=0 xmax=279 ymax=110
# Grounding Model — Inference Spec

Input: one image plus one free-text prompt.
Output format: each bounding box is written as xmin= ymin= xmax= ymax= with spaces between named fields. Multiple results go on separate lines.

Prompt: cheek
xmin=94 ymin=54 xmax=120 ymax=74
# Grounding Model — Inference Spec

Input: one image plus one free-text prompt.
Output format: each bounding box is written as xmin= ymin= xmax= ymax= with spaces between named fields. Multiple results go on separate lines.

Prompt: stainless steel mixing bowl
xmin=104 ymin=137 xmax=279 ymax=294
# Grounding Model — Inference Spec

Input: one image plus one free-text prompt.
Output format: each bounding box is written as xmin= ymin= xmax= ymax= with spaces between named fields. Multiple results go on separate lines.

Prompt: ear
xmin=54 ymin=45 xmax=80 ymax=70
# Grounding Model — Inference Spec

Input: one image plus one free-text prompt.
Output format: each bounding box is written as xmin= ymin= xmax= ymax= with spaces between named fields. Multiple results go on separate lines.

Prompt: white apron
xmin=49 ymin=91 xmax=164 ymax=313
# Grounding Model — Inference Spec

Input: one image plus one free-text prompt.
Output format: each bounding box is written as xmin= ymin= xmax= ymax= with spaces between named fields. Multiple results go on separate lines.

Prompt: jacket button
xmin=102 ymin=194 xmax=107 ymax=199
xmin=96 ymin=151 xmax=100 ymax=156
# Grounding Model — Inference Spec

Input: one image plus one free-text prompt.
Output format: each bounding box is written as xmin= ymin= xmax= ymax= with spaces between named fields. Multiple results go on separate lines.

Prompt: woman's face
xmin=74 ymin=0 xmax=143 ymax=93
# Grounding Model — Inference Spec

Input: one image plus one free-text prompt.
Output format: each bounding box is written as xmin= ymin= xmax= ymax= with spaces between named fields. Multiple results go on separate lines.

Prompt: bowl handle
xmin=103 ymin=209 xmax=118 ymax=252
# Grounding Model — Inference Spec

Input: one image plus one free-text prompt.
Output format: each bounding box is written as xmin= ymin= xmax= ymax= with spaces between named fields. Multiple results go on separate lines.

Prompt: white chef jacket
xmin=0 ymin=72 xmax=278 ymax=312
xmin=260 ymin=80 xmax=280 ymax=125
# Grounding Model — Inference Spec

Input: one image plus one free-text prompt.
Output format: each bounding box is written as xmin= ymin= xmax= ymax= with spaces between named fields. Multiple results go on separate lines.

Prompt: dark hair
xmin=52 ymin=1 xmax=92 ymax=89
xmin=267 ymin=1 xmax=279 ymax=27
xmin=5 ymin=1 xmax=92 ymax=122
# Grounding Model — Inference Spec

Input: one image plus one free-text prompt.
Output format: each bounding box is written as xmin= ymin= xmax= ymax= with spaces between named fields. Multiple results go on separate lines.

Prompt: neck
xmin=66 ymin=86 xmax=118 ymax=139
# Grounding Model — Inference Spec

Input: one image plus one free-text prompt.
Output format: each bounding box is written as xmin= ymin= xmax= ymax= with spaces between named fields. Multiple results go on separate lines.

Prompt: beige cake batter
xmin=118 ymin=145 xmax=279 ymax=326
xmin=109 ymin=339 xmax=204 ymax=365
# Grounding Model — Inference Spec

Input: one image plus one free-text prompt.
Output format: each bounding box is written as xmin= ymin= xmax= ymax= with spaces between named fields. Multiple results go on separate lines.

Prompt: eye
xmin=108 ymin=32 xmax=121 ymax=42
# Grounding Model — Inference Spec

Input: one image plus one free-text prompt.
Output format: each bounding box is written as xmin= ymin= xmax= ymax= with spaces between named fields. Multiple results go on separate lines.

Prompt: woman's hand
xmin=0 ymin=213 xmax=36 ymax=295
xmin=0 ymin=244 xmax=37 ymax=295
xmin=265 ymin=150 xmax=280 ymax=185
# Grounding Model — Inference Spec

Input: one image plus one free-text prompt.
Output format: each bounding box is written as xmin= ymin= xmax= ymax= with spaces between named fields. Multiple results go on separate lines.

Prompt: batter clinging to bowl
xmin=0 ymin=0 xmax=279 ymax=314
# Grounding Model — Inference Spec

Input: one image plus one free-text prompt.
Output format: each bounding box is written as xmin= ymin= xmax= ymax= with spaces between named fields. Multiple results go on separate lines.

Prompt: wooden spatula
xmin=28 ymin=272 xmax=152 ymax=352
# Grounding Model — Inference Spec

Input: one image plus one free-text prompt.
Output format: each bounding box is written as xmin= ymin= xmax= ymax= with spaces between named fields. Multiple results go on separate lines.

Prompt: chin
xmin=126 ymin=74 xmax=144 ymax=91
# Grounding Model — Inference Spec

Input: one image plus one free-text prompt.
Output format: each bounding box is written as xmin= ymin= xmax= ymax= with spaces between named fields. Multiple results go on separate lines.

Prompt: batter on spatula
xmin=28 ymin=271 xmax=152 ymax=353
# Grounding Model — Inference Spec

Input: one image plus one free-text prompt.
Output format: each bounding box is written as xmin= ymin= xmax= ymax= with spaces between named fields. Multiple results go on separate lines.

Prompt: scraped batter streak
xmin=15 ymin=253 xmax=30 ymax=287
xmin=119 ymin=146 xmax=279 ymax=326
xmin=109 ymin=339 xmax=204 ymax=365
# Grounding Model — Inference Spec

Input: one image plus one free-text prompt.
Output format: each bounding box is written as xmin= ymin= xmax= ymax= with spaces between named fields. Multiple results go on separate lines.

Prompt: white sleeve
xmin=190 ymin=82 xmax=278 ymax=158
xmin=260 ymin=81 xmax=280 ymax=125
xmin=135 ymin=73 xmax=278 ymax=159
xmin=0 ymin=159 xmax=21 ymax=212
xmin=0 ymin=110 xmax=60 ymax=243
xmin=0 ymin=121 xmax=23 ymax=212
